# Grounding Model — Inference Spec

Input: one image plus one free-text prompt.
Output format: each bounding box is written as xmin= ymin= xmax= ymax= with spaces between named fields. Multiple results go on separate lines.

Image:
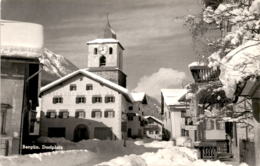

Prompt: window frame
xmin=105 ymin=95 xmax=115 ymax=103
xmin=76 ymin=96 xmax=86 ymax=104
xmin=86 ymin=84 xmax=93 ymax=90
xmin=92 ymin=95 xmax=102 ymax=103
xmin=91 ymin=110 xmax=102 ymax=118
xmin=70 ymin=84 xmax=77 ymax=91
xmin=75 ymin=110 xmax=86 ymax=118
xmin=127 ymin=115 xmax=134 ymax=121
xmin=205 ymin=119 xmax=215 ymax=130
xmin=46 ymin=110 xmax=57 ymax=118
xmin=104 ymin=109 xmax=115 ymax=118
xmin=59 ymin=110 xmax=69 ymax=119
xmin=216 ymin=119 xmax=225 ymax=130
xmin=53 ymin=96 xmax=63 ymax=104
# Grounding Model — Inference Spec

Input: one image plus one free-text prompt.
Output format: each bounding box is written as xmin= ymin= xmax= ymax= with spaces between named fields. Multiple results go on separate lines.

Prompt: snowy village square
xmin=1 ymin=0 xmax=260 ymax=166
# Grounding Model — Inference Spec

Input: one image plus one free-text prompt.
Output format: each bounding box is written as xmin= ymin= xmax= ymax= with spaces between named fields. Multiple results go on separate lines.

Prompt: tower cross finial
xmin=106 ymin=13 xmax=110 ymax=26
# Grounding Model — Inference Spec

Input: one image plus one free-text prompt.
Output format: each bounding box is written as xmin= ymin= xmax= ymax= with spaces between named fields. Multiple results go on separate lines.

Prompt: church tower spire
xmin=104 ymin=14 xmax=117 ymax=39
xmin=86 ymin=16 xmax=126 ymax=87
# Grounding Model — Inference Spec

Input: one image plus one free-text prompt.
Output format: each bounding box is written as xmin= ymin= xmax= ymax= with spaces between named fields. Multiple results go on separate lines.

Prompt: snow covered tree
xmin=186 ymin=0 xmax=260 ymax=164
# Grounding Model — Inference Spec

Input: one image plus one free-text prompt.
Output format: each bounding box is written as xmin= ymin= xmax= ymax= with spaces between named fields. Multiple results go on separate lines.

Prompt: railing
xmin=201 ymin=146 xmax=218 ymax=160
xmin=196 ymin=140 xmax=232 ymax=160
xmin=190 ymin=66 xmax=220 ymax=83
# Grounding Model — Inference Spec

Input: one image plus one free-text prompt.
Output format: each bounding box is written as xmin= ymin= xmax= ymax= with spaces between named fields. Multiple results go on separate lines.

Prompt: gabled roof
xmin=144 ymin=116 xmax=163 ymax=125
xmin=161 ymin=89 xmax=188 ymax=106
xmin=40 ymin=69 xmax=133 ymax=102
xmin=130 ymin=92 xmax=148 ymax=104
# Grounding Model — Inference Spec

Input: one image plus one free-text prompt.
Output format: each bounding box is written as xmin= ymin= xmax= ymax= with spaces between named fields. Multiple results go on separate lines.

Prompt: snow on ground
xmin=0 ymin=150 xmax=95 ymax=166
xmin=0 ymin=138 xmax=248 ymax=166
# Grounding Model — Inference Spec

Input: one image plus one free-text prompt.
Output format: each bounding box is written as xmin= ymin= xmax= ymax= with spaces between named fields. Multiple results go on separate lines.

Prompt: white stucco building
xmin=39 ymin=20 xmax=146 ymax=141
xmin=161 ymin=89 xmax=191 ymax=140
xmin=39 ymin=69 xmax=133 ymax=140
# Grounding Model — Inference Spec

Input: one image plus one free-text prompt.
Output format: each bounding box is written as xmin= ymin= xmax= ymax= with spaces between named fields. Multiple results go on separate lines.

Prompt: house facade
xmin=188 ymin=62 xmax=235 ymax=160
xmin=161 ymin=89 xmax=191 ymax=140
xmin=39 ymin=20 xmax=145 ymax=141
xmin=39 ymin=70 xmax=131 ymax=140
xmin=144 ymin=116 xmax=163 ymax=140
xmin=0 ymin=20 xmax=43 ymax=155
xmin=127 ymin=92 xmax=147 ymax=138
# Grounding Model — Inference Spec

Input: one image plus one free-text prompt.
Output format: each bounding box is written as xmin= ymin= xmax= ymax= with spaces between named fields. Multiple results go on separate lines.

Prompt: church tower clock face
xmin=98 ymin=45 xmax=108 ymax=55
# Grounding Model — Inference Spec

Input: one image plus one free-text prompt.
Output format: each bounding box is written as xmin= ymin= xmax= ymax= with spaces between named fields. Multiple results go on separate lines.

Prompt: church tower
xmin=86 ymin=18 xmax=126 ymax=87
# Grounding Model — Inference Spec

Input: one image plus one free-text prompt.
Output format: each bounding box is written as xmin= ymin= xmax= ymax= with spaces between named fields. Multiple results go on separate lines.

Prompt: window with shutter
xmin=92 ymin=110 xmax=102 ymax=118
xmin=59 ymin=110 xmax=69 ymax=118
xmin=86 ymin=84 xmax=93 ymax=90
xmin=75 ymin=110 xmax=85 ymax=118
xmin=46 ymin=110 xmax=57 ymax=118
xmin=70 ymin=84 xmax=77 ymax=91
xmin=104 ymin=110 xmax=115 ymax=118
xmin=53 ymin=96 xmax=63 ymax=104
xmin=76 ymin=96 xmax=86 ymax=104
xmin=92 ymin=96 xmax=102 ymax=103
xmin=105 ymin=96 xmax=115 ymax=103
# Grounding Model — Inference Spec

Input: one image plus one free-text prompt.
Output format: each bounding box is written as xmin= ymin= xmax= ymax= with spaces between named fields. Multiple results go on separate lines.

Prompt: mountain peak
xmin=40 ymin=48 xmax=78 ymax=86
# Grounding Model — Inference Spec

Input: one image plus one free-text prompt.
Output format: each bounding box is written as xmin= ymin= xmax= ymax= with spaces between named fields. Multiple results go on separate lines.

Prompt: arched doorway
xmin=73 ymin=124 xmax=89 ymax=142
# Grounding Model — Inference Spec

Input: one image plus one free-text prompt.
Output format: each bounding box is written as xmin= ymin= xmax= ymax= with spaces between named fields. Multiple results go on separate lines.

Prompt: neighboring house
xmin=161 ymin=89 xmax=190 ymax=140
xmin=144 ymin=116 xmax=163 ymax=140
xmin=127 ymin=92 xmax=147 ymax=138
xmin=0 ymin=20 xmax=43 ymax=155
xmin=188 ymin=62 xmax=235 ymax=160
xmin=39 ymin=20 xmax=144 ymax=141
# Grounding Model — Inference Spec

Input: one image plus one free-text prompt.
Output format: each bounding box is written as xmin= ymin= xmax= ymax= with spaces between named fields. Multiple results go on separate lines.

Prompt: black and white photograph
xmin=0 ymin=0 xmax=260 ymax=166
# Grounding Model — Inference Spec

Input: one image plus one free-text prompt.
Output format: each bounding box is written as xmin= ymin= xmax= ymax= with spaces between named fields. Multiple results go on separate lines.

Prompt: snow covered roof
xmin=86 ymin=38 xmax=124 ymax=50
xmin=188 ymin=61 xmax=207 ymax=69
xmin=40 ymin=69 xmax=133 ymax=102
xmin=144 ymin=116 xmax=163 ymax=125
xmin=0 ymin=20 xmax=43 ymax=59
xmin=161 ymin=89 xmax=188 ymax=106
xmin=130 ymin=92 xmax=147 ymax=104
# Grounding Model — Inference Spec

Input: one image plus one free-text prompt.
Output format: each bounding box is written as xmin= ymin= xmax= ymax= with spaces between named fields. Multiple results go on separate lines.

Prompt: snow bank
xmin=96 ymin=147 xmax=198 ymax=166
xmin=0 ymin=150 xmax=95 ymax=166
xmin=37 ymin=137 xmax=158 ymax=155
xmin=134 ymin=140 xmax=174 ymax=148
xmin=96 ymin=146 xmax=241 ymax=166
xmin=1 ymin=139 xmax=248 ymax=166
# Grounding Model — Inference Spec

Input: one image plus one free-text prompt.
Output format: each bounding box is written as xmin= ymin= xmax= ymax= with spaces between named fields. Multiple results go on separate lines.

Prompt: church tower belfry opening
xmin=86 ymin=16 xmax=127 ymax=87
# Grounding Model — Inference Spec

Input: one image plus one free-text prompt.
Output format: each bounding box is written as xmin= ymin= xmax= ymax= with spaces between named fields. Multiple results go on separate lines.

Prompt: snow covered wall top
xmin=0 ymin=20 xmax=44 ymax=58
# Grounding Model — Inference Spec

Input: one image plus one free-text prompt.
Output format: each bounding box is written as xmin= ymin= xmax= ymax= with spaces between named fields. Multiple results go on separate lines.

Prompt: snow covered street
xmin=0 ymin=139 xmax=247 ymax=166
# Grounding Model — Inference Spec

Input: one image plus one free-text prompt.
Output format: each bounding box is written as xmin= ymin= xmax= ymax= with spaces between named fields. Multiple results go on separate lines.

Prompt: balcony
xmin=189 ymin=64 xmax=220 ymax=83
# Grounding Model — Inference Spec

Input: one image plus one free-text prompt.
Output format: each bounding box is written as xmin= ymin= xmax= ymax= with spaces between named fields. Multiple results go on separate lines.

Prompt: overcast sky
xmin=2 ymin=0 xmax=202 ymax=99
